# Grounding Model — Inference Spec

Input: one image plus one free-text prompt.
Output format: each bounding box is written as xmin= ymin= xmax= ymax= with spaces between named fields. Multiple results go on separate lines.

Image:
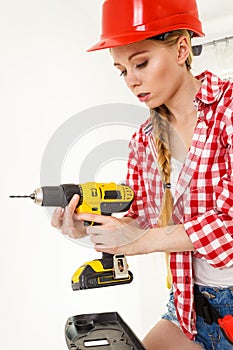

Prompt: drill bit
xmin=9 ymin=194 xmax=35 ymax=200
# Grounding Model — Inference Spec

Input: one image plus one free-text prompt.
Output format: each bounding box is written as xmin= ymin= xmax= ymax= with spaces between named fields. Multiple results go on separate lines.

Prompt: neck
xmin=165 ymin=71 xmax=202 ymax=152
xmin=165 ymin=71 xmax=201 ymax=124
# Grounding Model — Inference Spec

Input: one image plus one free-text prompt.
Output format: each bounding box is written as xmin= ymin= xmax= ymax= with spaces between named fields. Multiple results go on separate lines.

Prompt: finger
xmin=68 ymin=194 xmax=80 ymax=213
xmin=62 ymin=205 xmax=75 ymax=231
xmin=87 ymin=228 xmax=117 ymax=247
xmin=77 ymin=213 xmax=112 ymax=225
xmin=51 ymin=207 xmax=64 ymax=228
xmin=69 ymin=226 xmax=82 ymax=239
xmin=95 ymin=245 xmax=119 ymax=255
xmin=90 ymin=234 xmax=104 ymax=245
xmin=86 ymin=225 xmax=104 ymax=235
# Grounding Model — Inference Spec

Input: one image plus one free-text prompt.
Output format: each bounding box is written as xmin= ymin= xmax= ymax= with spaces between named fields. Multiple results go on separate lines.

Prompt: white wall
xmin=193 ymin=0 xmax=233 ymax=79
xmin=1 ymin=1 xmax=233 ymax=349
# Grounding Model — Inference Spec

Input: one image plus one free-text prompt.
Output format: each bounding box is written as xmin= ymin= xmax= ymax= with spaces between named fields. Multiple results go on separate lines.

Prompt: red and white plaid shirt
xmin=126 ymin=71 xmax=233 ymax=339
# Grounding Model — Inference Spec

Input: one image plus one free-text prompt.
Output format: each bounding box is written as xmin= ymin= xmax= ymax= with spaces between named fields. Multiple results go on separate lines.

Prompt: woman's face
xmin=111 ymin=39 xmax=186 ymax=109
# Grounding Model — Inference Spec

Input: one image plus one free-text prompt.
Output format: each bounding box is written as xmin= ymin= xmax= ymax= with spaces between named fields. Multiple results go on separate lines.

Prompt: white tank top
xmin=171 ymin=157 xmax=233 ymax=287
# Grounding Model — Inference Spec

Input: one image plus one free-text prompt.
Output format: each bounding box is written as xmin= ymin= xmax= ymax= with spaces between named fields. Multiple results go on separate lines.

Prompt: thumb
xmin=68 ymin=194 xmax=80 ymax=213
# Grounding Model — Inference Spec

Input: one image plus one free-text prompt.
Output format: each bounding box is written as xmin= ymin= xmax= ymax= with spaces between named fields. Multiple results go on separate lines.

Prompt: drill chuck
xmin=33 ymin=186 xmax=64 ymax=206
xmin=34 ymin=185 xmax=82 ymax=207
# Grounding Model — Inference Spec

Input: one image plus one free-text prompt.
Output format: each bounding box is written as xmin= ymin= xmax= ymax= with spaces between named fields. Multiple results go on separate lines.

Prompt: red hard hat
xmin=87 ymin=0 xmax=204 ymax=52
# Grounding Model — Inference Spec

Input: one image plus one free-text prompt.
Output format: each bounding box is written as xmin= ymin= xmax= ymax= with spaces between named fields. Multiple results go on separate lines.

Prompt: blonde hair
xmin=151 ymin=30 xmax=193 ymax=287
xmin=151 ymin=29 xmax=193 ymax=227
xmin=152 ymin=107 xmax=174 ymax=227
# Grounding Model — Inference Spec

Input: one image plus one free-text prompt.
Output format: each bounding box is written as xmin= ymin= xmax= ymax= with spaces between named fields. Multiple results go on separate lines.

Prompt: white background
xmin=1 ymin=1 xmax=233 ymax=349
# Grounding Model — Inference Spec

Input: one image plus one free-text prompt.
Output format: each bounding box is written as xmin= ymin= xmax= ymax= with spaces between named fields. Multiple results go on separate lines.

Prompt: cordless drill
xmin=10 ymin=182 xmax=134 ymax=290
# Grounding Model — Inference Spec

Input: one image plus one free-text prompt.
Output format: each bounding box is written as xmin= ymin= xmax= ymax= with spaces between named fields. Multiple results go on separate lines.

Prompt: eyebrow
xmin=114 ymin=50 xmax=149 ymax=67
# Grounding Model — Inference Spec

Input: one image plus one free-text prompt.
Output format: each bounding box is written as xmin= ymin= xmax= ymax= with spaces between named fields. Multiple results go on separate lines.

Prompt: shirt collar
xmin=194 ymin=70 xmax=225 ymax=106
xmin=143 ymin=116 xmax=153 ymax=135
xmin=143 ymin=70 xmax=225 ymax=134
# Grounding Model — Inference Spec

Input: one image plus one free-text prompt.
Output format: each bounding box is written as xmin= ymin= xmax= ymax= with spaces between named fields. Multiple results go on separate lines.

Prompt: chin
xmin=145 ymin=98 xmax=166 ymax=109
xmin=145 ymin=101 xmax=159 ymax=109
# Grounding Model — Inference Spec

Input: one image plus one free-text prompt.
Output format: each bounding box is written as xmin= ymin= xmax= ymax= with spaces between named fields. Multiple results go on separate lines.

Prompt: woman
xmin=51 ymin=1 xmax=233 ymax=349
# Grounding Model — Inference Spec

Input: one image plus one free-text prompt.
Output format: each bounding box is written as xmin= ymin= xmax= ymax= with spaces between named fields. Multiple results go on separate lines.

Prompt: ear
xmin=176 ymin=36 xmax=190 ymax=65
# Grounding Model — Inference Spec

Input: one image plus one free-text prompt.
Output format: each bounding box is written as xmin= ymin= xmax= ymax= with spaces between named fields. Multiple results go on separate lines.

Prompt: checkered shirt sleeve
xmin=125 ymin=118 xmax=162 ymax=229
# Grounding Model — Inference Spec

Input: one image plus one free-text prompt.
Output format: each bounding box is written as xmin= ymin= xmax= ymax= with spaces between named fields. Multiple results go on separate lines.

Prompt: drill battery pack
xmin=72 ymin=254 xmax=133 ymax=290
xmin=65 ymin=312 xmax=146 ymax=350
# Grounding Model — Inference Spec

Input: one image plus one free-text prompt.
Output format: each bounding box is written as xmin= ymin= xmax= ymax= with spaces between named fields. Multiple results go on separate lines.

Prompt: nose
xmin=125 ymin=71 xmax=141 ymax=90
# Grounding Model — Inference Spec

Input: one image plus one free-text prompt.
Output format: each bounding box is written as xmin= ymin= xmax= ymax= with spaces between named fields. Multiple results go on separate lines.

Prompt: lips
xmin=137 ymin=92 xmax=150 ymax=102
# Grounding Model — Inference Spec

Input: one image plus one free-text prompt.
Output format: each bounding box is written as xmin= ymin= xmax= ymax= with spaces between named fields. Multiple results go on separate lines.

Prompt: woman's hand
xmin=76 ymin=213 xmax=151 ymax=255
xmin=51 ymin=199 xmax=194 ymax=254
xmin=51 ymin=195 xmax=152 ymax=255
xmin=51 ymin=194 xmax=87 ymax=239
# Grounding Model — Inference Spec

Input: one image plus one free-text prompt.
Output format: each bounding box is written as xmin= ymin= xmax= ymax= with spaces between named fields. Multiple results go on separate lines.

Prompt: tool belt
xmin=194 ymin=285 xmax=233 ymax=345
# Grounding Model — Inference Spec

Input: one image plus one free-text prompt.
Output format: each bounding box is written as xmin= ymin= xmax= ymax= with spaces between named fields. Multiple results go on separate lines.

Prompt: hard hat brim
xmin=87 ymin=32 xmax=158 ymax=52
xmin=87 ymin=26 xmax=204 ymax=52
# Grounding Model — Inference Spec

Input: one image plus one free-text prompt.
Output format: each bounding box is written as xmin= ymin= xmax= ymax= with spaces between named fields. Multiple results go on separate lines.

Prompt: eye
xmin=120 ymin=69 xmax=127 ymax=77
xmin=136 ymin=60 xmax=148 ymax=69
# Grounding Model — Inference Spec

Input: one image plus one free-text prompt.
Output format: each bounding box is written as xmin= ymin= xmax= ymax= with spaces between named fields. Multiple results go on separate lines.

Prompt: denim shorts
xmin=162 ymin=285 xmax=233 ymax=350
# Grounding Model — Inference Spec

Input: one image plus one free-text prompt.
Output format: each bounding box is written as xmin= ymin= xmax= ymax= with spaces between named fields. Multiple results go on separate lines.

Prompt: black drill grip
xmin=101 ymin=253 xmax=114 ymax=269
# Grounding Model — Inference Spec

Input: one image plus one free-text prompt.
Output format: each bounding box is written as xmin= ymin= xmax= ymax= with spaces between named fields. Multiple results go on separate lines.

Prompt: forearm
xmin=118 ymin=223 xmax=195 ymax=255
xmin=149 ymin=224 xmax=195 ymax=253
xmin=112 ymin=219 xmax=195 ymax=256
xmin=123 ymin=216 xmax=195 ymax=253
